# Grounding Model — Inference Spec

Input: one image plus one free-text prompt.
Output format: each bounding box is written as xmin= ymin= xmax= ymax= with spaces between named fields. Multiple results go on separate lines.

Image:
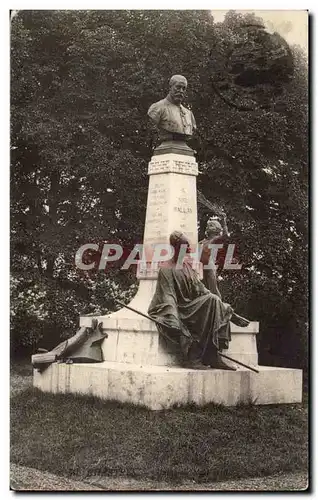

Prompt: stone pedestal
xmin=34 ymin=363 xmax=302 ymax=409
xmin=79 ymin=152 xmax=201 ymax=368
xmin=33 ymin=151 xmax=303 ymax=408
xmin=142 ymin=153 xmax=199 ymax=264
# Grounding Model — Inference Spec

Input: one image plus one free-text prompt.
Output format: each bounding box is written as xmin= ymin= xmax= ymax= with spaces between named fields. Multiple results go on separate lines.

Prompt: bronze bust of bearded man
xmin=148 ymin=75 xmax=196 ymax=155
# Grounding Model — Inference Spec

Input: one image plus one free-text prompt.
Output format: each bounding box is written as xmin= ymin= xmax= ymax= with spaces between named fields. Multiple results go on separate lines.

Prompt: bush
xmin=10 ymin=273 xmax=138 ymax=355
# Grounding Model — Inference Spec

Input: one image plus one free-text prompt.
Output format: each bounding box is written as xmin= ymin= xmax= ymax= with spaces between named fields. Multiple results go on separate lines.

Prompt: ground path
xmin=11 ymin=464 xmax=308 ymax=491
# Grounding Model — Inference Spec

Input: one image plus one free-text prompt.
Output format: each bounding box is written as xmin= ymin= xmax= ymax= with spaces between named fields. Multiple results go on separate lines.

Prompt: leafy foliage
xmin=11 ymin=10 xmax=308 ymax=367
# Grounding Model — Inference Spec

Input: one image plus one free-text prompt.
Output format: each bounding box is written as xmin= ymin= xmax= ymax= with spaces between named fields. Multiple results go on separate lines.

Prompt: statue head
xmin=168 ymin=75 xmax=188 ymax=105
xmin=169 ymin=230 xmax=190 ymax=261
xmin=205 ymin=219 xmax=223 ymax=238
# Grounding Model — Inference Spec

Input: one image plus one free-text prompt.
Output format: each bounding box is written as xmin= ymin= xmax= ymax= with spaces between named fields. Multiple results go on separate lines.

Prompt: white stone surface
xmin=79 ymin=151 xmax=201 ymax=368
xmin=79 ymin=153 xmax=205 ymax=368
xmin=148 ymin=154 xmax=198 ymax=176
xmin=226 ymin=322 xmax=259 ymax=365
xmin=34 ymin=362 xmax=303 ymax=410
xmin=142 ymin=153 xmax=199 ymax=268
xmin=34 ymin=153 xmax=303 ymax=409
xmin=80 ymin=279 xmax=180 ymax=366
xmin=81 ymin=302 xmax=259 ymax=368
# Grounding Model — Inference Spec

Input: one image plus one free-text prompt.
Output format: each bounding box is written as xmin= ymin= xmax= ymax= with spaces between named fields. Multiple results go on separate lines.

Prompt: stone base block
xmin=80 ymin=282 xmax=260 ymax=368
xmin=33 ymin=362 xmax=302 ymax=410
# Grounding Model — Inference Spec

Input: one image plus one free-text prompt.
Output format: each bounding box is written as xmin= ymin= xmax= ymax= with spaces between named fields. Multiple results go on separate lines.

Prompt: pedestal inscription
xmin=136 ymin=154 xmax=199 ymax=279
xmin=143 ymin=180 xmax=169 ymax=246
xmin=148 ymin=155 xmax=198 ymax=176
xmin=144 ymin=154 xmax=198 ymax=245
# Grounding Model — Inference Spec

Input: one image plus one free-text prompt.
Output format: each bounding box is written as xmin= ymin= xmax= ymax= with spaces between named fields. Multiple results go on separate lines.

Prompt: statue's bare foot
xmin=231 ymin=312 xmax=250 ymax=328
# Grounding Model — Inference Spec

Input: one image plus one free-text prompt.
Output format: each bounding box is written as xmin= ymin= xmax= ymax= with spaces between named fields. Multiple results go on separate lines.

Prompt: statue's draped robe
xmin=148 ymin=260 xmax=233 ymax=362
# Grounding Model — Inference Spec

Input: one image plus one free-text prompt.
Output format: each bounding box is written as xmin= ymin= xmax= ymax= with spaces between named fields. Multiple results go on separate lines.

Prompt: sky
xmin=211 ymin=10 xmax=308 ymax=54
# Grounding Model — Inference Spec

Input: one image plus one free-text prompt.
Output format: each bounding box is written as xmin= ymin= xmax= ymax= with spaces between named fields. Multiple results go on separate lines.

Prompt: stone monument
xmin=33 ymin=75 xmax=302 ymax=409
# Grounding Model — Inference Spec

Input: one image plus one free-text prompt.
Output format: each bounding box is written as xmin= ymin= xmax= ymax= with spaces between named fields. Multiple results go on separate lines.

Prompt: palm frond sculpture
xmin=197 ymin=190 xmax=225 ymax=218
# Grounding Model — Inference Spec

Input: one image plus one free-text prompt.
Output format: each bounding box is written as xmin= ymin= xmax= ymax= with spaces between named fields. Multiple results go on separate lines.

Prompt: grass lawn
xmin=10 ymin=369 xmax=308 ymax=483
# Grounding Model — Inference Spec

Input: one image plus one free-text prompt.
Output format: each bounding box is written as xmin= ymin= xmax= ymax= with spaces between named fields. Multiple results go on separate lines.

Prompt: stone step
xmin=34 ymin=362 xmax=302 ymax=410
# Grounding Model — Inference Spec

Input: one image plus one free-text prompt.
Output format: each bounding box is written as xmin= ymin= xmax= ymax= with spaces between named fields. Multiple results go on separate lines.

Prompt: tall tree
xmin=11 ymin=10 xmax=308 ymax=366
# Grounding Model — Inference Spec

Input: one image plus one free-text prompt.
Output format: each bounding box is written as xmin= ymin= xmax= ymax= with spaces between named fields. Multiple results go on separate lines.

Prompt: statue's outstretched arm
xmin=220 ymin=213 xmax=230 ymax=238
